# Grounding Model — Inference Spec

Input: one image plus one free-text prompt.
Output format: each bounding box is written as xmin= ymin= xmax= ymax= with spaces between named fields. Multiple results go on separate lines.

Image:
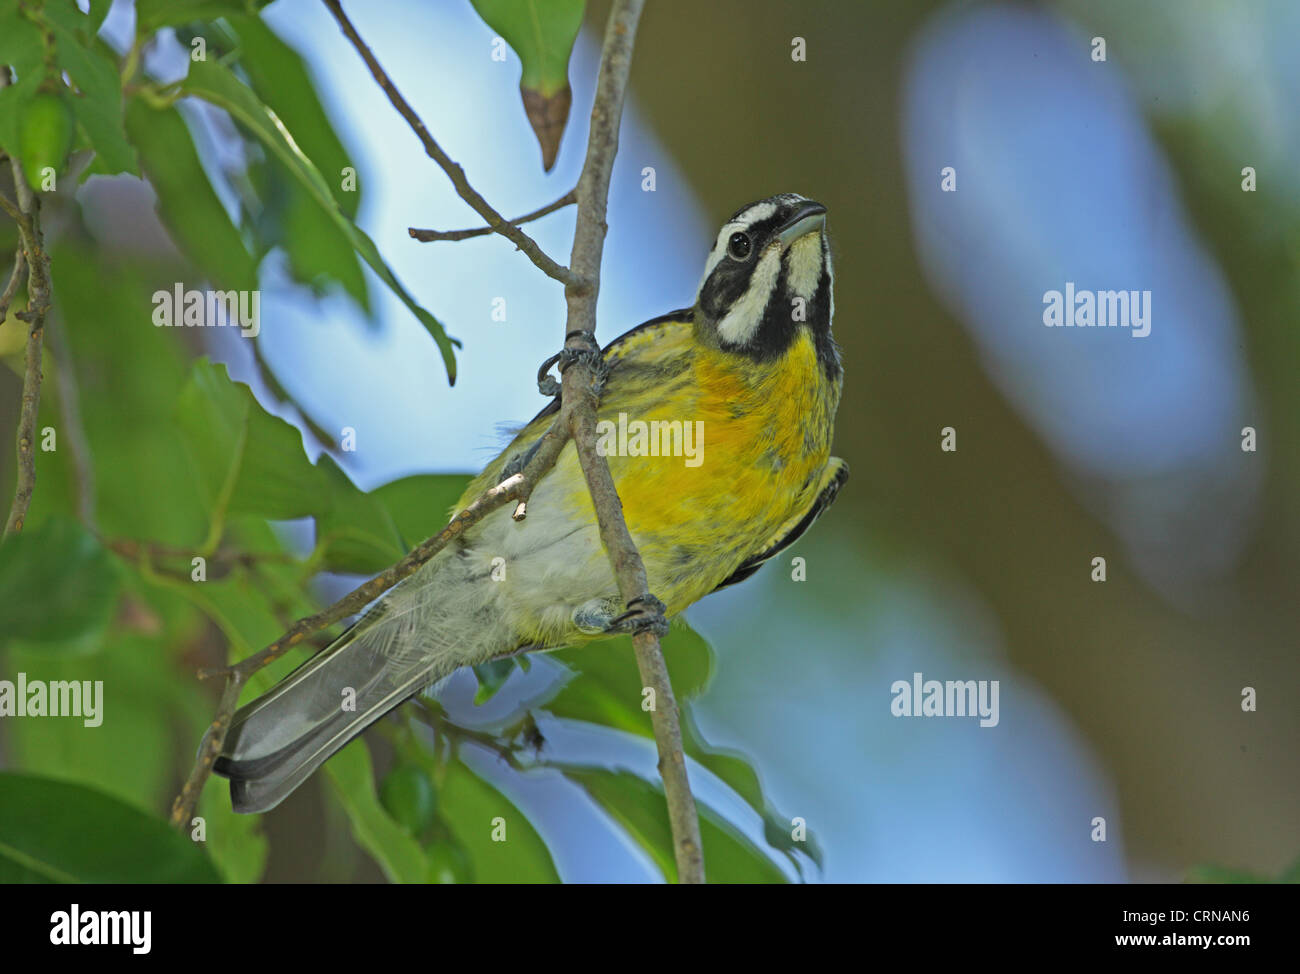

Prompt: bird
xmin=214 ymin=193 xmax=848 ymax=813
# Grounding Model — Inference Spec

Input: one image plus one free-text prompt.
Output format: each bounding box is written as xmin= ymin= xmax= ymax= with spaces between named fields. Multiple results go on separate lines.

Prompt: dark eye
xmin=726 ymin=232 xmax=752 ymax=261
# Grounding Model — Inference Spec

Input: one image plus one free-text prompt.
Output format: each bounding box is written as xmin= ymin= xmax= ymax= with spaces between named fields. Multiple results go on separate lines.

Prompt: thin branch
xmin=409 ymin=189 xmax=576 ymax=242
xmin=175 ymin=0 xmax=706 ymax=885
xmin=410 ymin=697 xmax=528 ymax=772
xmin=0 ymin=247 xmax=24 ymax=320
xmin=2 ymin=71 xmax=51 ymax=538
xmin=169 ymin=458 xmax=565 ymax=827
xmin=171 ymin=672 xmax=246 ymax=831
xmin=108 ymin=538 xmax=298 ymax=576
xmin=0 ymin=189 xmax=20 ymax=223
xmin=322 ymin=0 xmax=579 ymax=286
xmin=553 ymin=0 xmax=704 ymax=883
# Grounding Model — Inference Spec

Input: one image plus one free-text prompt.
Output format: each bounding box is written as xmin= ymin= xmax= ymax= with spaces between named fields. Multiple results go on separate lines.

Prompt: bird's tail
xmin=213 ymin=603 xmax=450 ymax=814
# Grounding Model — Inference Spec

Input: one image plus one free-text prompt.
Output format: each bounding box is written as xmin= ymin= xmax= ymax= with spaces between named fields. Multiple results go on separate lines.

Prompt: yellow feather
xmin=461 ymin=317 xmax=842 ymax=622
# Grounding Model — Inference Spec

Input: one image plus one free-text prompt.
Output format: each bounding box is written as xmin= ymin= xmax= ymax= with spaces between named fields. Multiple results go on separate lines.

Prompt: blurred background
xmin=1 ymin=0 xmax=1296 ymax=882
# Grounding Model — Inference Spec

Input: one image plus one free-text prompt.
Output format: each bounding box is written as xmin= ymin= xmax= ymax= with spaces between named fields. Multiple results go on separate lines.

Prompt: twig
xmin=322 ymin=0 xmax=578 ymax=287
xmin=175 ymin=0 xmax=706 ymax=884
xmin=2 ymin=72 xmax=51 ymax=538
xmin=169 ymin=463 xmax=563 ymax=827
xmin=551 ymin=0 xmax=704 ymax=883
xmin=0 ymin=247 xmax=24 ymax=320
xmin=409 ymin=697 xmax=527 ymax=772
xmin=409 ymin=189 xmax=576 ymax=242
xmin=108 ymin=538 xmax=298 ymax=575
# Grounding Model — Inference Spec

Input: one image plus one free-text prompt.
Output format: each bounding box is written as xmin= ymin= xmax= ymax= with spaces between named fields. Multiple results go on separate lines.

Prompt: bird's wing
xmin=710 ymin=456 xmax=849 ymax=592
xmin=454 ymin=311 xmax=697 ymax=512
xmin=526 ymin=309 xmax=696 ymax=425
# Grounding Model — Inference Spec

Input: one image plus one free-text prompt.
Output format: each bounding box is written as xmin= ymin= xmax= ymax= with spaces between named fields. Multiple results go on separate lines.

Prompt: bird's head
xmin=693 ymin=193 xmax=837 ymax=376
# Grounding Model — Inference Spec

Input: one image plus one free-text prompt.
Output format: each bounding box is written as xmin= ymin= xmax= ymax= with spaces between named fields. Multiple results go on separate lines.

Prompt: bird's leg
xmin=500 ymin=438 xmax=542 ymax=481
xmin=536 ymin=329 xmax=604 ymax=398
xmin=572 ymin=595 xmax=624 ymax=634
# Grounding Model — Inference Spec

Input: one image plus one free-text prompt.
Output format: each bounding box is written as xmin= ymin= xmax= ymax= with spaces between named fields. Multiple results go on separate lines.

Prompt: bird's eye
xmin=727 ymin=232 xmax=752 ymax=261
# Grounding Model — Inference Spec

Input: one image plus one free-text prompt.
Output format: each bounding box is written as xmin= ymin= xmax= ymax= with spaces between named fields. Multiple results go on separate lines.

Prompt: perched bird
xmin=215 ymin=193 xmax=847 ymax=813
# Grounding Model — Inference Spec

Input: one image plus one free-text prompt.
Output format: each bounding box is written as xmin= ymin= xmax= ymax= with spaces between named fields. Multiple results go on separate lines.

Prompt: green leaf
xmin=680 ymin=713 xmax=824 ymax=874
xmin=220 ymin=12 xmax=367 ymax=307
xmin=471 ymin=0 xmax=585 ymax=95
xmin=314 ymin=455 xmax=405 ymax=574
xmin=546 ymin=621 xmax=821 ymax=873
xmin=42 ymin=4 xmax=136 ymax=175
xmin=546 ymin=622 xmax=713 ymax=735
xmin=425 ymin=840 xmax=474 ymax=883
xmin=180 ymin=58 xmax=460 ymax=382
xmin=470 ymin=0 xmax=584 ymax=170
xmin=0 ymin=516 xmax=120 ymax=650
xmin=126 ymin=98 xmax=258 ymax=292
xmin=371 ymin=473 xmax=474 ymax=548
xmin=32 ymin=243 xmax=212 ymax=544
xmin=0 ymin=773 xmax=221 ymax=882
xmin=560 ymin=766 xmax=789 ymax=883
xmin=18 ymin=90 xmax=74 ymax=191
xmin=134 ymin=0 xmax=249 ymax=31
xmin=324 ymin=739 xmax=429 ymax=883
xmin=175 ymin=358 xmax=327 ymax=522
xmin=197 ymin=784 xmax=269 ymax=883
xmin=224 ymin=13 xmax=359 ymax=220
xmin=280 ymin=178 xmax=371 ymax=307
xmin=439 ymin=758 xmax=559 ymax=883
xmin=0 ymin=8 xmax=50 ymax=156
xmin=472 ymin=657 xmax=516 ymax=705
xmin=379 ymin=764 xmax=438 ymax=835
xmin=86 ymin=0 xmax=113 ymax=30
xmin=5 ymin=635 xmax=176 ymax=807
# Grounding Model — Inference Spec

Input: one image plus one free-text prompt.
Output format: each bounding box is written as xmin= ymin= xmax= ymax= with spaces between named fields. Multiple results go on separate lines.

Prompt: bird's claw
xmin=536 ymin=330 xmax=603 ymax=397
xmin=605 ymin=594 xmax=670 ymax=637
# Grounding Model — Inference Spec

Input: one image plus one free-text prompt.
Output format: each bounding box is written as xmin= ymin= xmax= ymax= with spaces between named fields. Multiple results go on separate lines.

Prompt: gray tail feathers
xmin=213 ymin=618 xmax=444 ymax=814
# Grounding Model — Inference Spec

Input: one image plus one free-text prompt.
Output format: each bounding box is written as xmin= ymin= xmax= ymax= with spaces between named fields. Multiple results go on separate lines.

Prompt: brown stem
xmin=0 ymin=247 xmax=24 ymax=320
xmin=2 ymin=70 xmax=51 ymax=538
xmin=553 ymin=0 xmax=704 ymax=883
xmin=322 ymin=0 xmax=577 ymax=286
xmin=410 ymin=189 xmax=576 ymax=242
xmin=168 ymin=459 xmax=567 ymax=827
xmin=175 ymin=1 xmax=706 ymax=885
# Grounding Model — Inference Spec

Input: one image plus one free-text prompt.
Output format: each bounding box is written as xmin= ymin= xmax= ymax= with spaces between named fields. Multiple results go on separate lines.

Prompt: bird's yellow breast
xmin=591 ymin=327 xmax=840 ymax=609
xmin=454 ymin=318 xmax=841 ymax=631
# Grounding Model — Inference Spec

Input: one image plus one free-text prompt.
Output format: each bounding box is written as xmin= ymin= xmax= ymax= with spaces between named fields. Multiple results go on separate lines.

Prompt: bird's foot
xmin=572 ymin=596 xmax=621 ymax=634
xmin=604 ymin=594 xmax=670 ymax=638
xmin=536 ymin=330 xmax=603 ymax=397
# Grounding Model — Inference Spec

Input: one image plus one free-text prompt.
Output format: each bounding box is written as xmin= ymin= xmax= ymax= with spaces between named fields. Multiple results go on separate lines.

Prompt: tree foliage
xmin=0 ymin=0 xmax=814 ymax=883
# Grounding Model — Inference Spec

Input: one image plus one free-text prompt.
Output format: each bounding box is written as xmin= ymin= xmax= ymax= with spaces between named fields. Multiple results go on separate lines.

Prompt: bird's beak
xmin=777 ymin=201 xmax=827 ymax=248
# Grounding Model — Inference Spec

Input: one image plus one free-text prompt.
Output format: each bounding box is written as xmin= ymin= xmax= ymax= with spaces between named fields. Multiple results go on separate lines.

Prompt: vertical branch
xmin=1 ymin=74 xmax=51 ymax=538
xmin=322 ymin=0 xmax=577 ymax=287
xmin=559 ymin=0 xmax=705 ymax=884
xmin=310 ymin=0 xmax=705 ymax=882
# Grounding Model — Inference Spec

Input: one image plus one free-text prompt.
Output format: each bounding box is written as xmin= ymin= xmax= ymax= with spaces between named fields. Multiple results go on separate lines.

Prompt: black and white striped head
xmin=694 ymin=193 xmax=838 ymax=377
